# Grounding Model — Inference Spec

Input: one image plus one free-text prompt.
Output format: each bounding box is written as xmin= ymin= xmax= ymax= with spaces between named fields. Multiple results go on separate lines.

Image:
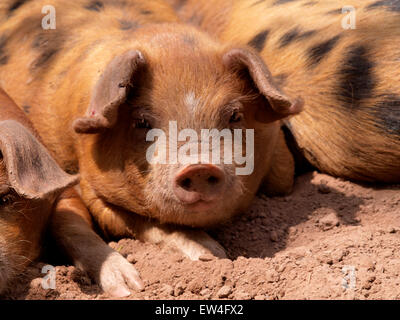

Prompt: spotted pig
xmin=170 ymin=0 xmax=400 ymax=182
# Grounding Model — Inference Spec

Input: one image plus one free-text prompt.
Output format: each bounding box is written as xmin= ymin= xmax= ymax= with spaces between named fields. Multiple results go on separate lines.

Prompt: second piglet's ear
xmin=73 ymin=50 xmax=146 ymax=134
xmin=0 ymin=120 xmax=78 ymax=199
xmin=223 ymin=48 xmax=304 ymax=122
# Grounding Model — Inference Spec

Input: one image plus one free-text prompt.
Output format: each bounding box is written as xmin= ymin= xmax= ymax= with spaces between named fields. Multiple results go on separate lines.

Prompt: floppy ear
xmin=223 ymin=48 xmax=304 ymax=122
xmin=0 ymin=120 xmax=78 ymax=199
xmin=73 ymin=50 xmax=146 ymax=134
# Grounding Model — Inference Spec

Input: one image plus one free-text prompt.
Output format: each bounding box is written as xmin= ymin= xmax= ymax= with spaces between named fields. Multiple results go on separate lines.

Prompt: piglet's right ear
xmin=73 ymin=50 xmax=146 ymax=134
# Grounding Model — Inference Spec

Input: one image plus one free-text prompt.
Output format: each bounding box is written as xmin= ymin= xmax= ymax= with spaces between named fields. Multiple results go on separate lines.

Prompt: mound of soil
xmin=3 ymin=172 xmax=400 ymax=300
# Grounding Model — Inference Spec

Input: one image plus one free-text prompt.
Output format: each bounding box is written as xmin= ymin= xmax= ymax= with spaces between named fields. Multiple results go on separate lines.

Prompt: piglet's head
xmin=73 ymin=26 xmax=303 ymax=227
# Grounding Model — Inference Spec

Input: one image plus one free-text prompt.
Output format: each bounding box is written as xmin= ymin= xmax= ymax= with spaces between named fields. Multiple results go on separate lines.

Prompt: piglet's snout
xmin=173 ymin=164 xmax=225 ymax=205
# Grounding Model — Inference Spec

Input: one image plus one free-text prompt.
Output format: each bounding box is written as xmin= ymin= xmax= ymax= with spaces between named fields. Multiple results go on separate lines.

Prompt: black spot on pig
xmin=248 ymin=30 xmax=269 ymax=52
xmin=307 ymin=35 xmax=340 ymax=67
xmin=274 ymin=0 xmax=299 ymax=5
xmin=119 ymin=20 xmax=139 ymax=31
xmin=303 ymin=1 xmax=318 ymax=6
xmin=23 ymin=106 xmax=31 ymax=114
xmin=279 ymin=28 xmax=317 ymax=48
xmin=373 ymin=95 xmax=400 ymax=135
xmin=188 ymin=13 xmax=204 ymax=26
xmin=18 ymin=15 xmax=43 ymax=33
xmin=274 ymin=73 xmax=288 ymax=87
xmin=8 ymin=0 xmax=31 ymax=14
xmin=33 ymin=47 xmax=59 ymax=70
xmin=366 ymin=0 xmax=400 ymax=12
xmin=106 ymin=0 xmax=127 ymax=6
xmin=85 ymin=1 xmax=104 ymax=12
xmin=31 ymin=32 xmax=63 ymax=71
xmin=296 ymin=30 xmax=316 ymax=40
xmin=0 ymin=36 xmax=9 ymax=65
xmin=326 ymin=8 xmax=343 ymax=15
xmin=280 ymin=29 xmax=300 ymax=48
xmin=172 ymin=0 xmax=188 ymax=10
xmin=0 ymin=36 xmax=7 ymax=50
xmin=336 ymin=45 xmax=375 ymax=109
xmin=0 ymin=55 xmax=9 ymax=65
xmin=32 ymin=34 xmax=46 ymax=49
xmin=251 ymin=0 xmax=265 ymax=7
xmin=140 ymin=10 xmax=152 ymax=15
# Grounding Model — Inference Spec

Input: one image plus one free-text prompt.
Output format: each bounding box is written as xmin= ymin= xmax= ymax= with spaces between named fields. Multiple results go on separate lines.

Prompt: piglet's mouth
xmin=175 ymin=189 xmax=223 ymax=212
xmin=176 ymin=191 xmax=218 ymax=205
xmin=183 ymin=198 xmax=219 ymax=213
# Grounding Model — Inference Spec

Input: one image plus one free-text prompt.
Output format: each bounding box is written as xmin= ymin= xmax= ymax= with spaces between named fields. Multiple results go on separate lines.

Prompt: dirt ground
xmin=2 ymin=171 xmax=400 ymax=300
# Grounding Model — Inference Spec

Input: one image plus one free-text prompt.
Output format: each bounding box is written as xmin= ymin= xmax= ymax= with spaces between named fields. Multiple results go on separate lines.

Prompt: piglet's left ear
xmin=73 ymin=50 xmax=146 ymax=134
xmin=223 ymin=48 xmax=304 ymax=122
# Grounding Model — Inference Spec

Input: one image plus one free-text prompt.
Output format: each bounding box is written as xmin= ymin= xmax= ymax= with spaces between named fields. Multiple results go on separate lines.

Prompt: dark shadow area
xmin=281 ymin=124 xmax=316 ymax=176
xmin=40 ymin=233 xmax=104 ymax=297
xmin=1 ymin=224 xmax=104 ymax=300
xmin=209 ymin=172 xmax=366 ymax=260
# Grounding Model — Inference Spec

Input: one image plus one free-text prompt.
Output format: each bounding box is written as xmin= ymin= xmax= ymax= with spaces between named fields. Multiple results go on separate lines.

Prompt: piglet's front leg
xmin=80 ymin=181 xmax=227 ymax=261
xmin=50 ymin=188 xmax=144 ymax=297
xmin=136 ymin=221 xmax=228 ymax=261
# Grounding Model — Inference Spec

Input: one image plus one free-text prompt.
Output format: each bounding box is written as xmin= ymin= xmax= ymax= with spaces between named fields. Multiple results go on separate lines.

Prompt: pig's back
xmin=174 ymin=0 xmax=400 ymax=182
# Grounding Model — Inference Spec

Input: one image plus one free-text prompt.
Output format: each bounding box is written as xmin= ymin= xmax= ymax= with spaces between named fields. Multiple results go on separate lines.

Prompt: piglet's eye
xmin=0 ymin=193 xmax=15 ymax=207
xmin=229 ymin=111 xmax=243 ymax=123
xmin=133 ymin=118 xmax=152 ymax=129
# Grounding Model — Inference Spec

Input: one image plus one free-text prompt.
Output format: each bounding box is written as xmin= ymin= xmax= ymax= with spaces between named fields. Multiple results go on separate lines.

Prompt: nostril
xmin=207 ymin=175 xmax=219 ymax=185
xmin=174 ymin=165 xmax=225 ymax=203
xmin=180 ymin=178 xmax=192 ymax=190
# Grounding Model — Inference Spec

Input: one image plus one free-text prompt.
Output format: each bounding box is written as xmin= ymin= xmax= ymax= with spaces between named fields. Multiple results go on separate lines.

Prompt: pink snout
xmin=173 ymin=164 xmax=225 ymax=205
